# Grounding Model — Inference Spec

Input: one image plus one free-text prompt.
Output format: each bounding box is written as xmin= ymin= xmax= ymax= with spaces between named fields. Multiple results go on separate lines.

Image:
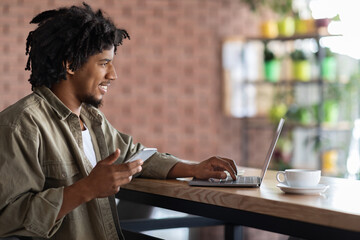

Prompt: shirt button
xmin=62 ymin=173 xmax=66 ymax=178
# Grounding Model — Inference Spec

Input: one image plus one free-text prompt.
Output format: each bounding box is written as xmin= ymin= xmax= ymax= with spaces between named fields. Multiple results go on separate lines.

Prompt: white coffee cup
xmin=276 ymin=169 xmax=321 ymax=188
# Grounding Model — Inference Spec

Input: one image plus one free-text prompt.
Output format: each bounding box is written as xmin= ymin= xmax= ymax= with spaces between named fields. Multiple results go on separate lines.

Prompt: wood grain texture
xmin=122 ymin=168 xmax=360 ymax=232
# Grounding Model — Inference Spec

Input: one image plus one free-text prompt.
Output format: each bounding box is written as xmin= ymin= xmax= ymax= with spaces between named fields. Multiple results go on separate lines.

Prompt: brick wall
xmin=0 ymin=0 xmax=269 ymax=165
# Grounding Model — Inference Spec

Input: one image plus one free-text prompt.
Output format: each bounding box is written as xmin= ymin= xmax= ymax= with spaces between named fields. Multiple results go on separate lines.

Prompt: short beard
xmin=82 ymin=95 xmax=103 ymax=108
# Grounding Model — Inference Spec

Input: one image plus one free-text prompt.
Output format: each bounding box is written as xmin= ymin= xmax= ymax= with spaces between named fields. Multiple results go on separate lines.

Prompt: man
xmin=0 ymin=3 xmax=237 ymax=240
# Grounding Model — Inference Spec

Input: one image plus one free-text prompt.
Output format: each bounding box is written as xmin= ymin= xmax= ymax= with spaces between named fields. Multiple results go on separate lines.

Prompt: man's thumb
xmin=102 ymin=149 xmax=121 ymax=165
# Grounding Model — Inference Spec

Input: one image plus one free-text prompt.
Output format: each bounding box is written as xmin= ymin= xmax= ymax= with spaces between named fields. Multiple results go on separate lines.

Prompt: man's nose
xmin=107 ymin=64 xmax=117 ymax=81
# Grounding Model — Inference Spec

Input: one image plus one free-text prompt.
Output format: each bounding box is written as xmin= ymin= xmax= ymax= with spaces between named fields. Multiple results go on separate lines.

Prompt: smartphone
xmin=126 ymin=148 xmax=157 ymax=163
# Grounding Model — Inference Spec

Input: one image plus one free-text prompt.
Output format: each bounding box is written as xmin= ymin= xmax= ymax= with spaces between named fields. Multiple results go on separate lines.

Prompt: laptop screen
xmin=259 ymin=118 xmax=285 ymax=182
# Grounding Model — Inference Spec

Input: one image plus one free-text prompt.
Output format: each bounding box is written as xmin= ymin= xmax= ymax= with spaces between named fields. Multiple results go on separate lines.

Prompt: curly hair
xmin=25 ymin=2 xmax=130 ymax=90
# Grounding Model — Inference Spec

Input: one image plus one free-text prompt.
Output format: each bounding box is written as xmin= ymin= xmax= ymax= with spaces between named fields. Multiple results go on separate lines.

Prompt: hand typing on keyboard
xmin=208 ymin=169 xmax=245 ymax=183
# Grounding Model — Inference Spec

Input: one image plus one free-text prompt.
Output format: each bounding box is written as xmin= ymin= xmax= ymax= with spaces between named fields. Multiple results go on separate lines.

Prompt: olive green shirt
xmin=0 ymin=86 xmax=180 ymax=239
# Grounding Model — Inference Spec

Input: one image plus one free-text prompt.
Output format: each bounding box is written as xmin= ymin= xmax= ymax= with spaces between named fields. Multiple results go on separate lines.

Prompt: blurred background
xmin=1 ymin=0 xmax=360 ymax=239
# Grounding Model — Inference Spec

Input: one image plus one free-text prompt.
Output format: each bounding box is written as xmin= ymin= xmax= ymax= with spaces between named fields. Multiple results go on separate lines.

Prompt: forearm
xmin=167 ymin=161 xmax=197 ymax=179
xmin=166 ymin=157 xmax=237 ymax=180
xmin=57 ymin=178 xmax=94 ymax=220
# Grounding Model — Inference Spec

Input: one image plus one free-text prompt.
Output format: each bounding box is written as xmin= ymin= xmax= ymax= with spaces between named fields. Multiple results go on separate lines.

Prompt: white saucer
xmin=277 ymin=183 xmax=329 ymax=195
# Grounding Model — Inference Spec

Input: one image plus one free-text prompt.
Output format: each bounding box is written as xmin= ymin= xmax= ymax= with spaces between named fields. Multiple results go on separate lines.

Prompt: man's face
xmin=70 ymin=46 xmax=117 ymax=108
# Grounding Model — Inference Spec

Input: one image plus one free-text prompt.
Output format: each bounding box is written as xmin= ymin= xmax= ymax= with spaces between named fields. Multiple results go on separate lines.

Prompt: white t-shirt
xmin=82 ymin=125 xmax=97 ymax=168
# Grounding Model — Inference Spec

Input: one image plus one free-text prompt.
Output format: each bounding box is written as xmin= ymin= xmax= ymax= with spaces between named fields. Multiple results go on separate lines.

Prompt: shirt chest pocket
xmin=42 ymin=162 xmax=81 ymax=188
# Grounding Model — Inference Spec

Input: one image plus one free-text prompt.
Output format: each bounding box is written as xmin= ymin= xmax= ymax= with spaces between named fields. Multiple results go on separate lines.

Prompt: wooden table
xmin=116 ymin=169 xmax=360 ymax=240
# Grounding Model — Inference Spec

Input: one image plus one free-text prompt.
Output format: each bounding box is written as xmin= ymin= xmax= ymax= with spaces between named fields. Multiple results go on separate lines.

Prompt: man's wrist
xmin=69 ymin=177 xmax=95 ymax=203
xmin=187 ymin=162 xmax=198 ymax=177
xmin=167 ymin=161 xmax=198 ymax=178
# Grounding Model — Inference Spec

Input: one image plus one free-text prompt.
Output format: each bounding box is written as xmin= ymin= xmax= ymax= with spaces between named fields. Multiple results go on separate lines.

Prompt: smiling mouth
xmin=99 ymin=82 xmax=110 ymax=93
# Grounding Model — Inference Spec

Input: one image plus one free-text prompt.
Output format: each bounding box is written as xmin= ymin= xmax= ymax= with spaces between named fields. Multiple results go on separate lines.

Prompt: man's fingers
xmin=214 ymin=156 xmax=237 ymax=180
xmin=219 ymin=157 xmax=238 ymax=175
xmin=112 ymin=160 xmax=143 ymax=177
xmin=208 ymin=171 xmax=228 ymax=180
xmin=126 ymin=159 xmax=144 ymax=168
xmin=116 ymin=159 xmax=143 ymax=170
xmin=120 ymin=163 xmax=143 ymax=175
xmin=104 ymin=164 xmax=142 ymax=192
xmin=112 ymin=165 xmax=143 ymax=187
xmin=113 ymin=176 xmax=133 ymax=190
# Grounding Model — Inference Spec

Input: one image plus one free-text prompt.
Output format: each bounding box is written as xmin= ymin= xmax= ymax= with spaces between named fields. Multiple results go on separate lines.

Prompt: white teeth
xmin=99 ymin=85 xmax=108 ymax=91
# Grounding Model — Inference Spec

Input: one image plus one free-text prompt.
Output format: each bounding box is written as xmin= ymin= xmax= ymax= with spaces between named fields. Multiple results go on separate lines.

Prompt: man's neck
xmin=51 ymin=84 xmax=82 ymax=117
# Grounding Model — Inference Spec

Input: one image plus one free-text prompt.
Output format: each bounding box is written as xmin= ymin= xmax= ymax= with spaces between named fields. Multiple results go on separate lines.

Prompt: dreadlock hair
xmin=25 ymin=2 xmax=130 ymax=90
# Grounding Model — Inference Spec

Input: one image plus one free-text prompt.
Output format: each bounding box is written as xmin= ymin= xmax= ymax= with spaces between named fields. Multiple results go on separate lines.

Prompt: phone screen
xmin=127 ymin=148 xmax=157 ymax=163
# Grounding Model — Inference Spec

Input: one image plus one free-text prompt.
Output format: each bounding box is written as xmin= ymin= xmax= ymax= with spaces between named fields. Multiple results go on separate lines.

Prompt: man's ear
xmin=65 ymin=62 xmax=75 ymax=75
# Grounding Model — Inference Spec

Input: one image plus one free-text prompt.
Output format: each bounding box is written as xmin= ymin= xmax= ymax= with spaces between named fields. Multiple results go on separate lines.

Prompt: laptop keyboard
xmin=209 ymin=176 xmax=259 ymax=184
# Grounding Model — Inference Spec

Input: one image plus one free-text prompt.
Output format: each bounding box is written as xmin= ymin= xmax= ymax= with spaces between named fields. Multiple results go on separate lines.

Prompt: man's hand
xmin=192 ymin=156 xmax=237 ymax=180
xmin=167 ymin=156 xmax=238 ymax=180
xmin=85 ymin=149 xmax=143 ymax=199
xmin=57 ymin=149 xmax=142 ymax=220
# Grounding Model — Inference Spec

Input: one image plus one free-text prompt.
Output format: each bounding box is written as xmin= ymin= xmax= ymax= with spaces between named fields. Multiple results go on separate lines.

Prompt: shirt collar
xmin=81 ymin=104 xmax=104 ymax=124
xmin=34 ymin=86 xmax=103 ymax=123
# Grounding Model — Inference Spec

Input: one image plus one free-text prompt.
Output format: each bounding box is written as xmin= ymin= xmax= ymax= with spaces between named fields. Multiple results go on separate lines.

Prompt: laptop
xmin=188 ymin=118 xmax=285 ymax=187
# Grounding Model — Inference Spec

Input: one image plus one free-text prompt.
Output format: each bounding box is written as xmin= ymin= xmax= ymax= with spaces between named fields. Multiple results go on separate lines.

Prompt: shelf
xmin=240 ymin=117 xmax=352 ymax=132
xmin=223 ymin=32 xmax=351 ymax=171
xmin=246 ymin=33 xmax=341 ymax=42
xmin=241 ymin=79 xmax=349 ymax=86
xmin=242 ymin=79 xmax=323 ymax=86
xmin=321 ymin=121 xmax=353 ymax=132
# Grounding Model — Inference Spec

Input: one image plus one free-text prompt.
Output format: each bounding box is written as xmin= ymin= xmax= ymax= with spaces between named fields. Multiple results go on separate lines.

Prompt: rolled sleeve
xmin=140 ymin=152 xmax=180 ymax=179
xmin=24 ymin=188 xmax=64 ymax=238
xmin=102 ymin=120 xmax=181 ymax=179
xmin=1 ymin=188 xmax=64 ymax=238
